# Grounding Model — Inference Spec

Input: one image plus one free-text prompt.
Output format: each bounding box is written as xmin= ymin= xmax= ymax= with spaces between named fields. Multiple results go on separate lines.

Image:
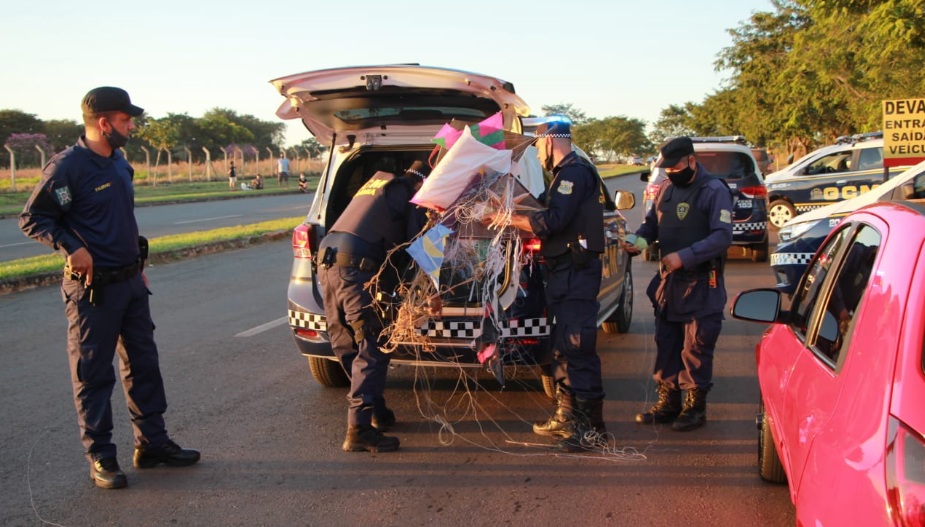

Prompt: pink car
xmin=731 ymin=200 xmax=925 ymax=525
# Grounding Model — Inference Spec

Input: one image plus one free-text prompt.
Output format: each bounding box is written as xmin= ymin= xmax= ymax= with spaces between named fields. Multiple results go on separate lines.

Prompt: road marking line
xmin=236 ymin=317 xmax=288 ymax=337
xmin=174 ymin=214 xmax=243 ymax=225
xmin=0 ymin=241 xmax=36 ymax=249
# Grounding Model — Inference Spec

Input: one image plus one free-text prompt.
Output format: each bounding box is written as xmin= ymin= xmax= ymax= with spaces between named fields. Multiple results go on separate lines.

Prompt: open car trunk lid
xmin=271 ymin=64 xmax=530 ymax=146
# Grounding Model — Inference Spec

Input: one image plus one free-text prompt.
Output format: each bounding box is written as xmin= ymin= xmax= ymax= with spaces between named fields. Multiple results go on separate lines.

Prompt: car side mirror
xmin=731 ymin=288 xmax=783 ymax=323
xmin=639 ymin=169 xmax=651 ymax=182
xmin=613 ymin=190 xmax=635 ymax=210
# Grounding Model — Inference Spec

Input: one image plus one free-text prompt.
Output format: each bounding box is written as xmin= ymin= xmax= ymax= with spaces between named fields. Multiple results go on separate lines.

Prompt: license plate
xmin=736 ymin=199 xmax=753 ymax=209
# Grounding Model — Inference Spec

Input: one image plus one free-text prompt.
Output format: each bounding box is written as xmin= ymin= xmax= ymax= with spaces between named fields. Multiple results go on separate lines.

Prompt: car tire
xmin=602 ymin=267 xmax=633 ymax=334
xmin=307 ymin=356 xmax=350 ymax=387
xmin=751 ymin=240 xmax=769 ymax=262
xmin=758 ymin=399 xmax=787 ymax=483
xmin=768 ymin=200 xmax=796 ymax=230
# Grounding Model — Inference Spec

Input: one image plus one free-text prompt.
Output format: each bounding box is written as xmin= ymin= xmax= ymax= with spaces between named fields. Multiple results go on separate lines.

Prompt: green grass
xmin=0 ymin=176 xmax=319 ymax=217
xmin=1 ymin=216 xmax=303 ymax=283
xmin=598 ymin=165 xmax=650 ymax=178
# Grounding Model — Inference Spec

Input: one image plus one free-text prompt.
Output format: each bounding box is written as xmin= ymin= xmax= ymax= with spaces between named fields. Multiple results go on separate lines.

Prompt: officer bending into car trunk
xmin=317 ymin=160 xmax=430 ymax=453
xmin=19 ymin=87 xmax=200 ymax=490
xmin=486 ymin=118 xmax=612 ymax=452
xmin=623 ymin=136 xmax=734 ymax=432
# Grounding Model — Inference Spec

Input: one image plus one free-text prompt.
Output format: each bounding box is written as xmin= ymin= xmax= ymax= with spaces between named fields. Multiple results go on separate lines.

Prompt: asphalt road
xmin=0 ymin=176 xmax=796 ymax=526
xmin=0 ymin=192 xmax=313 ymax=263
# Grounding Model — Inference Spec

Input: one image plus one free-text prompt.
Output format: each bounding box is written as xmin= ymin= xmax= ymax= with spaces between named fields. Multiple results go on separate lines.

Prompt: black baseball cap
xmin=81 ymin=87 xmax=144 ymax=117
xmin=654 ymin=136 xmax=694 ymax=168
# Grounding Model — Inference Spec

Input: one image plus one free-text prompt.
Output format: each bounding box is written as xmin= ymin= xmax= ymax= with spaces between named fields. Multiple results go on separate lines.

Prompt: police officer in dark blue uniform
xmin=489 ymin=118 xmax=610 ymax=451
xmin=623 ymin=136 xmax=734 ymax=431
xmin=19 ymin=87 xmax=200 ymax=489
xmin=317 ymin=160 xmax=429 ymax=453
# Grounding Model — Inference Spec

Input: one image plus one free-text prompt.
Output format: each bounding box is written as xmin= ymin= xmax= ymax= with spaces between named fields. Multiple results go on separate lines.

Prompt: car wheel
xmin=751 ymin=239 xmax=769 ymax=262
xmin=768 ymin=200 xmax=796 ymax=230
xmin=758 ymin=399 xmax=787 ymax=483
xmin=602 ymin=267 xmax=633 ymax=334
xmin=307 ymin=356 xmax=350 ymax=387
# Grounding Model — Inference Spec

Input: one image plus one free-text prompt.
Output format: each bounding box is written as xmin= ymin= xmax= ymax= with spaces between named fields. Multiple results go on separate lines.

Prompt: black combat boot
xmin=672 ymin=387 xmax=708 ymax=432
xmin=635 ymin=383 xmax=682 ymax=424
xmin=533 ymin=385 xmax=577 ymax=439
xmin=343 ymin=425 xmax=400 ymax=453
xmin=557 ymin=398 xmax=605 ymax=453
xmin=575 ymin=397 xmax=606 ymax=434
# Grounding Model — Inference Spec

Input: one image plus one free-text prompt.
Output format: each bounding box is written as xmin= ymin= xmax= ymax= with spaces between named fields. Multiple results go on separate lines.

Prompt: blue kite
xmin=406 ymin=224 xmax=453 ymax=289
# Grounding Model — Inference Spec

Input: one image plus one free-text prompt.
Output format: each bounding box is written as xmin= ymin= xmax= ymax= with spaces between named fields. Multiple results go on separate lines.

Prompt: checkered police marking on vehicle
xmin=415 ymin=318 xmax=551 ymax=339
xmin=288 ymin=310 xmax=551 ymax=340
xmin=288 ymin=310 xmax=327 ymax=331
xmin=732 ymin=221 xmax=767 ymax=232
xmin=770 ymin=252 xmax=815 ymax=266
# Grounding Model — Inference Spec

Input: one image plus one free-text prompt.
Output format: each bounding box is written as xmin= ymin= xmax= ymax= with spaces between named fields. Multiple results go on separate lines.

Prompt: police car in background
xmin=764 ymin=133 xmax=911 ymax=229
xmin=271 ymin=65 xmax=636 ymax=398
xmin=771 ymin=158 xmax=925 ymax=294
xmin=640 ymin=136 xmax=770 ymax=262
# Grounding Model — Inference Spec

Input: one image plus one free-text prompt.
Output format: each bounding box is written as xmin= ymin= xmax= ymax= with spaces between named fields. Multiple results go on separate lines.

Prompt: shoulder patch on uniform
xmin=719 ymin=209 xmax=732 ymax=223
xmin=55 ymin=186 xmax=72 ymax=206
xmin=558 ymin=180 xmax=574 ymax=195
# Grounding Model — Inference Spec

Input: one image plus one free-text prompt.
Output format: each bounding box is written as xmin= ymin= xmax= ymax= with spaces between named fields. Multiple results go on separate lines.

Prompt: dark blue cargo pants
xmin=62 ymin=273 xmax=168 ymax=461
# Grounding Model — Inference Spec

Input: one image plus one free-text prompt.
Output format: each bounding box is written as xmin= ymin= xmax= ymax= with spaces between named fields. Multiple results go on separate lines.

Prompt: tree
xmin=299 ymin=138 xmax=325 ymax=159
xmin=4 ymin=133 xmax=54 ymax=168
xmin=43 ymin=119 xmax=83 ymax=153
xmin=0 ymin=110 xmax=44 ymax=165
xmin=650 ymin=104 xmax=698 ymax=145
xmin=574 ymin=116 xmax=650 ymax=162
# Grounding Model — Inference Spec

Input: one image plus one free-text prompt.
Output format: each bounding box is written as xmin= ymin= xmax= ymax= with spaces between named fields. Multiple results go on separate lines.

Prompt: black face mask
xmin=667 ymin=163 xmax=695 ymax=187
xmin=103 ymin=121 xmax=129 ymax=150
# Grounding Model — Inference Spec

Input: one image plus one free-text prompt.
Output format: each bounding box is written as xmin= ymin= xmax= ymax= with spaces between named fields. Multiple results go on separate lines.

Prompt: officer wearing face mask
xmin=19 ymin=87 xmax=200 ymax=490
xmin=488 ymin=118 xmax=612 ymax=451
xmin=622 ymin=136 xmax=733 ymax=432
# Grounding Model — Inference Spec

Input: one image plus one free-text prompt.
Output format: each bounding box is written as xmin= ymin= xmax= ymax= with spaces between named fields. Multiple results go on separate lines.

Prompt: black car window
xmin=790 ymin=226 xmax=852 ymax=339
xmin=696 ymin=151 xmax=756 ymax=181
xmin=813 ymin=224 xmax=880 ymax=366
xmin=857 ymin=147 xmax=883 ymax=171
xmin=805 ymin=150 xmax=851 ymax=175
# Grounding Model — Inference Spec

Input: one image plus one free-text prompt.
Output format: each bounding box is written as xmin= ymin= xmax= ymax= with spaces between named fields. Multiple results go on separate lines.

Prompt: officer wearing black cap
xmin=490 ymin=117 xmax=611 ymax=451
xmin=623 ymin=136 xmax=734 ymax=431
xmin=19 ymin=87 xmax=200 ymax=490
xmin=317 ymin=160 xmax=430 ymax=453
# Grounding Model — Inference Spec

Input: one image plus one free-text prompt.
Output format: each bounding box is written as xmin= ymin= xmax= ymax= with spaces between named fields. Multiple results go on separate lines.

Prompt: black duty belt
xmin=321 ymin=247 xmax=381 ymax=272
xmin=65 ymin=260 xmax=143 ymax=286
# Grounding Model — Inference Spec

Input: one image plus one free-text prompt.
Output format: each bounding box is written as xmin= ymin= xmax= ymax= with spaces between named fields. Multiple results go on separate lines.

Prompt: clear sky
xmin=3 ymin=0 xmax=772 ymax=147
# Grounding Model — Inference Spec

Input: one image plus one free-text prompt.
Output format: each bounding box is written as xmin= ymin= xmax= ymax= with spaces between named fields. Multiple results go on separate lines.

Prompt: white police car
xmin=764 ymin=133 xmax=911 ymax=229
xmin=771 ymin=158 xmax=925 ymax=294
xmin=271 ymin=65 xmax=636 ymax=397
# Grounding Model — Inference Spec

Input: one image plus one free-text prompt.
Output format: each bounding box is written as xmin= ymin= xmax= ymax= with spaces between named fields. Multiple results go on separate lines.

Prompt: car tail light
xmin=294 ymin=328 xmax=320 ymax=339
xmin=523 ymin=237 xmax=542 ymax=254
xmin=292 ymin=223 xmax=312 ymax=259
xmin=886 ymin=417 xmax=925 ymax=526
xmin=739 ymin=185 xmax=768 ymax=199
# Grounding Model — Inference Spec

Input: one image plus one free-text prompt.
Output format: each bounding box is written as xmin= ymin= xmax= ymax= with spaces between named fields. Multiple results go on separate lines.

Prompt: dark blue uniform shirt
xmin=20 ymin=137 xmax=140 ymax=268
xmin=636 ymin=165 xmax=733 ymax=269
